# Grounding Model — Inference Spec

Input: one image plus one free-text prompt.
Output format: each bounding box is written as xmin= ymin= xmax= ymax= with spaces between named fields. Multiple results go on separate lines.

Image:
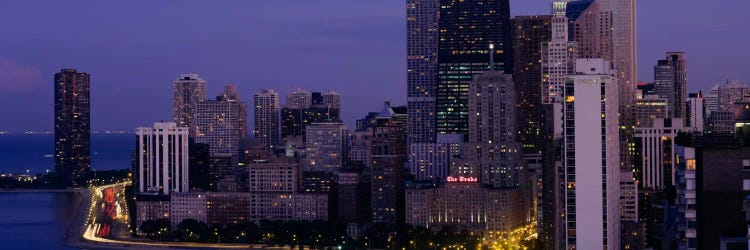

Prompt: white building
xmin=253 ymin=89 xmax=280 ymax=151
xmin=170 ymin=192 xmax=207 ymax=228
xmin=563 ymin=58 xmax=620 ymax=250
xmin=136 ymin=122 xmax=189 ymax=195
xmin=541 ymin=1 xmax=576 ymax=105
xmin=635 ymin=118 xmax=688 ymax=190
xmin=687 ymin=93 xmax=705 ymax=133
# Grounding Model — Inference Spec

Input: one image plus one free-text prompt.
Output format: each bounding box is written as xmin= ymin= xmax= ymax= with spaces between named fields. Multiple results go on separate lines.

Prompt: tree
xmin=176 ymin=219 xmax=209 ymax=242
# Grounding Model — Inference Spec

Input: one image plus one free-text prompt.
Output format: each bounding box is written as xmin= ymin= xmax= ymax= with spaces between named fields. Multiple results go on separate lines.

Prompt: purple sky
xmin=0 ymin=0 xmax=748 ymax=133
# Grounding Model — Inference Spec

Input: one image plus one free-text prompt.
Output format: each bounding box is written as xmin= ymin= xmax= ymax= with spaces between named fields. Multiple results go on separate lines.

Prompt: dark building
xmin=337 ymin=169 xmax=371 ymax=224
xmin=637 ymin=82 xmax=656 ymax=96
xmin=280 ymin=105 xmax=340 ymax=144
xmin=564 ymin=0 xmax=593 ymax=42
xmin=209 ymin=155 xmax=234 ymax=192
xmin=370 ymin=101 xmax=408 ymax=225
xmin=436 ymin=0 xmax=512 ymax=140
xmin=675 ymin=133 xmax=750 ymax=249
xmin=54 ymin=69 xmax=91 ymax=187
xmin=511 ymin=15 xmax=552 ymax=154
xmin=188 ymin=142 xmax=211 ymax=191
xmin=539 ymin=104 xmax=564 ymax=250
xmin=406 ymin=0 xmax=439 ymax=144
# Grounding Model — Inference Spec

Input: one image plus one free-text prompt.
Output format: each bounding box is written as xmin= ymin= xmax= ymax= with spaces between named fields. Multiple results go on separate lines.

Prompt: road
xmin=73 ymin=181 xmax=310 ymax=249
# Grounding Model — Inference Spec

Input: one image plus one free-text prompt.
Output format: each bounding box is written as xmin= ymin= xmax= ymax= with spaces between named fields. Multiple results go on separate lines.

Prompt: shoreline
xmin=0 ymin=188 xmax=78 ymax=193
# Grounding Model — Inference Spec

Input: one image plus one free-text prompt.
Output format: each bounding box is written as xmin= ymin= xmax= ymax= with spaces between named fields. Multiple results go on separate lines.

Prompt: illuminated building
xmin=286 ymin=88 xmax=312 ymax=109
xmin=54 ymin=68 xmax=91 ymax=187
xmin=305 ymin=122 xmax=345 ymax=171
xmin=172 ymin=73 xmax=206 ymax=137
xmin=436 ymin=0 xmax=512 ymax=140
xmin=511 ymin=15 xmax=551 ymax=154
xmin=370 ymin=101 xmax=407 ymax=225
xmin=253 ymin=89 xmax=280 ymax=151
xmin=686 ymin=92 xmax=705 ymax=133
xmin=348 ymin=131 xmax=372 ymax=167
xmin=562 ymin=59 xmax=620 ymax=249
xmin=170 ymin=192 xmax=207 ymax=228
xmin=135 ymin=122 xmax=189 ymax=195
xmin=294 ymin=193 xmax=328 ymax=221
xmin=195 ymin=85 xmax=248 ymax=157
xmin=408 ymin=134 xmax=462 ymax=182
xmin=634 ymin=95 xmax=668 ymax=128
xmin=206 ymin=192 xmax=250 ymax=225
xmin=406 ymin=0 xmax=438 ymax=144
xmin=135 ymin=196 xmax=170 ymax=231
xmin=247 ymin=157 xmax=297 ymax=221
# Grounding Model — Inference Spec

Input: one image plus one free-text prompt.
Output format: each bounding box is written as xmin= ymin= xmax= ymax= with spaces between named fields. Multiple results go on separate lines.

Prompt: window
xmin=743 ymin=179 xmax=750 ymax=191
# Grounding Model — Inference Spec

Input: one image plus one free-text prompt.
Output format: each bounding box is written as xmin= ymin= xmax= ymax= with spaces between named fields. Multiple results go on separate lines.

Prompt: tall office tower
xmin=687 ymin=92 xmax=705 ymax=133
xmin=708 ymin=81 xmax=750 ymax=134
xmin=406 ymin=0 xmax=438 ymax=144
xmin=408 ymin=134 xmax=462 ymax=182
xmin=634 ymin=118 xmax=687 ymax=190
xmin=704 ymin=84 xmax=719 ymax=117
xmin=542 ymin=1 xmax=577 ymax=105
xmin=321 ymin=90 xmax=341 ymax=110
xmin=286 ymin=88 xmax=312 ymax=109
xmin=253 ymin=89 xmax=280 ymax=151
xmin=370 ymin=101 xmax=407 ymax=225
xmin=562 ymin=59 xmax=620 ymax=249
xmin=54 ymin=69 xmax=91 ymax=187
xmin=634 ymin=96 xmax=668 ymax=128
xmin=436 ymin=0 xmax=512 ymax=140
xmin=512 ymin=15 xmax=551 ymax=154
xmin=195 ymin=85 xmax=248 ymax=157
xmin=718 ymin=80 xmax=750 ymax=112
xmin=539 ymin=104 xmax=565 ymax=250
xmin=135 ymin=122 xmax=189 ymax=195
xmin=466 ymin=71 xmax=522 ymax=188
xmin=305 ymin=122 xmax=345 ymax=171
xmin=667 ymin=52 xmax=687 ymax=125
xmin=654 ymin=59 xmax=676 ymax=117
xmin=172 ymin=73 xmax=207 ymax=136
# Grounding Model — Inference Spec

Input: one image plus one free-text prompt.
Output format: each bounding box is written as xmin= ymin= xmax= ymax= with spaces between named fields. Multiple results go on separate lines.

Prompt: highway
xmin=78 ymin=181 xmax=307 ymax=249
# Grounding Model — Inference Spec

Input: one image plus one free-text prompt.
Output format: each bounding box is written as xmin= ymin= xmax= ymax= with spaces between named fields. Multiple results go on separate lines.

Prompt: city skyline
xmin=1 ymin=0 xmax=749 ymax=133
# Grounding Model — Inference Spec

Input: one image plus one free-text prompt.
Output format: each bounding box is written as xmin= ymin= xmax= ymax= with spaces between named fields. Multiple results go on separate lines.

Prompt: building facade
xmin=170 ymin=192 xmax=207 ymax=228
xmin=135 ymin=122 xmax=190 ymax=195
xmin=370 ymin=101 xmax=407 ymax=225
xmin=305 ymin=122 xmax=345 ymax=171
xmin=253 ymin=89 xmax=280 ymax=151
xmin=54 ymin=69 xmax=91 ymax=187
xmin=172 ymin=73 xmax=206 ymax=137
xmin=247 ymin=158 xmax=298 ymax=221
xmin=406 ymin=0 xmax=438 ymax=144
xmin=195 ymin=85 xmax=248 ymax=157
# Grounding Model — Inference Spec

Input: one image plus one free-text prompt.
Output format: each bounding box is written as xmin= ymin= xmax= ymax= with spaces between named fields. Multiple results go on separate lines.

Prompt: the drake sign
xmin=446 ymin=176 xmax=478 ymax=183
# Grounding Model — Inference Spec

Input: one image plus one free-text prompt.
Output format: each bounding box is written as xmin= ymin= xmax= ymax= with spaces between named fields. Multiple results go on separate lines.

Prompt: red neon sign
xmin=446 ymin=176 xmax=478 ymax=183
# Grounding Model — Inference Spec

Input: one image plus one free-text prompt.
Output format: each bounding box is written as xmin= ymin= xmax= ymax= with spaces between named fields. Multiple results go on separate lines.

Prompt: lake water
xmin=0 ymin=192 xmax=80 ymax=249
xmin=0 ymin=134 xmax=134 ymax=174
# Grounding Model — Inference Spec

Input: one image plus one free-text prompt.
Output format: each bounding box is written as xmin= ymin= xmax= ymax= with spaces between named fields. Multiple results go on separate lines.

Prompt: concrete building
xmin=687 ymin=92 xmax=705 ymax=133
xmin=170 ymin=192 xmax=207 ymax=228
xmin=562 ymin=59 xmax=620 ymax=249
xmin=294 ymin=193 xmax=328 ymax=221
xmin=172 ymin=73 xmax=206 ymax=137
xmin=634 ymin=95 xmax=669 ymax=128
xmin=253 ymin=89 xmax=280 ymax=151
xmin=408 ymin=134 xmax=462 ymax=182
xmin=406 ymin=0 xmax=438 ymax=144
xmin=304 ymin=122 xmax=345 ymax=171
xmin=195 ymin=85 xmax=248 ymax=157
xmin=321 ymin=90 xmax=340 ymax=110
xmin=135 ymin=122 xmax=189 ymax=195
xmin=348 ymin=131 xmax=372 ymax=167
xmin=542 ymin=2 xmax=577 ymax=106
xmin=337 ymin=171 xmax=370 ymax=224
xmin=634 ymin=118 xmax=688 ymax=190
xmin=206 ymin=192 xmax=250 ymax=225
xmin=247 ymin=157 xmax=298 ymax=221
xmin=135 ymin=196 xmax=170 ymax=230
xmin=370 ymin=101 xmax=407 ymax=225
xmin=286 ymin=88 xmax=312 ymax=109
xmin=54 ymin=69 xmax=91 ymax=187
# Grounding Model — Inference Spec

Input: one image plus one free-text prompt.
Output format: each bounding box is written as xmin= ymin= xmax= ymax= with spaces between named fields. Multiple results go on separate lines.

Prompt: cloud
xmin=0 ymin=56 xmax=44 ymax=91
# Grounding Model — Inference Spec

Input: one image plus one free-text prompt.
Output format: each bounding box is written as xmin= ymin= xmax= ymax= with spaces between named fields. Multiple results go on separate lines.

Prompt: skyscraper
xmin=321 ymin=90 xmax=341 ymax=110
xmin=512 ymin=15 xmax=551 ymax=154
xmin=406 ymin=0 xmax=439 ymax=144
xmin=305 ymin=122 xmax=345 ymax=171
xmin=54 ymin=69 xmax=91 ymax=187
xmin=436 ymin=0 xmax=512 ymax=140
xmin=654 ymin=59 xmax=676 ymax=117
xmin=195 ymin=85 xmax=248 ymax=157
xmin=667 ymin=52 xmax=687 ymax=126
xmin=135 ymin=122 xmax=189 ymax=195
xmin=173 ymin=73 xmax=207 ymax=137
xmin=370 ymin=101 xmax=407 ymax=225
xmin=253 ymin=89 xmax=280 ymax=151
xmin=687 ymin=92 xmax=705 ymax=133
xmin=563 ymin=59 xmax=620 ymax=249
xmin=286 ymin=88 xmax=312 ymax=109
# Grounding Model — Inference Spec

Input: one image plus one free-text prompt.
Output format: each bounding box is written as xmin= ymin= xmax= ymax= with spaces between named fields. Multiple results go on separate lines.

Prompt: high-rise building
xmin=436 ymin=0 xmax=512 ymax=140
xmin=708 ymin=81 xmax=750 ymax=134
xmin=406 ymin=0 xmax=438 ymax=144
xmin=466 ymin=71 xmax=522 ymax=189
xmin=667 ymin=52 xmax=687 ymax=125
xmin=348 ymin=131 xmax=372 ymax=167
xmin=54 ymin=69 xmax=91 ymax=187
xmin=634 ymin=118 xmax=687 ymax=190
xmin=195 ymin=85 xmax=248 ymax=157
xmin=253 ymin=89 xmax=280 ymax=151
xmin=542 ymin=2 xmax=577 ymax=105
xmin=562 ymin=59 xmax=620 ymax=249
xmin=286 ymin=88 xmax=312 ymax=109
xmin=304 ymin=122 xmax=345 ymax=171
xmin=247 ymin=157 xmax=298 ymax=221
xmin=654 ymin=59 xmax=676 ymax=117
xmin=321 ymin=90 xmax=341 ymax=110
xmin=687 ymin=92 xmax=705 ymax=133
xmin=370 ymin=101 xmax=407 ymax=225
xmin=512 ymin=15 xmax=551 ymax=154
xmin=172 ymin=73 xmax=206 ymax=136
xmin=408 ymin=134 xmax=462 ymax=182
xmin=135 ymin=122 xmax=190 ymax=195
xmin=634 ymin=95 xmax=668 ymax=128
